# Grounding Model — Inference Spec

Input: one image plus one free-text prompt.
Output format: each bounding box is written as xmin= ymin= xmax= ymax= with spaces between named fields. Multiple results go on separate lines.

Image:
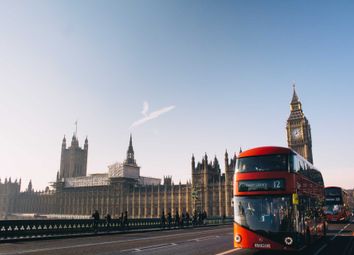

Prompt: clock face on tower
xmin=292 ymin=128 xmax=301 ymax=139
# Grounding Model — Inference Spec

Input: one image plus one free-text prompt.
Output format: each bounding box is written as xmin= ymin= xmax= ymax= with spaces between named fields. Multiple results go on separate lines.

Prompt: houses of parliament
xmin=0 ymin=88 xmax=318 ymax=219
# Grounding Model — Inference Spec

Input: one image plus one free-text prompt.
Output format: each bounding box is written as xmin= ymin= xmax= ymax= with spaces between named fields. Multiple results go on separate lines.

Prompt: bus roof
xmin=325 ymin=186 xmax=342 ymax=190
xmin=239 ymin=146 xmax=292 ymax=158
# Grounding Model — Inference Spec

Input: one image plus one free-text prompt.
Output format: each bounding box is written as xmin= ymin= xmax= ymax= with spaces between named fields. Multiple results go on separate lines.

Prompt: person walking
xmin=105 ymin=213 xmax=112 ymax=232
xmin=124 ymin=211 xmax=128 ymax=229
xmin=167 ymin=211 xmax=172 ymax=229
xmin=185 ymin=212 xmax=190 ymax=227
xmin=92 ymin=210 xmax=100 ymax=233
xmin=161 ymin=210 xmax=166 ymax=229
xmin=174 ymin=209 xmax=180 ymax=228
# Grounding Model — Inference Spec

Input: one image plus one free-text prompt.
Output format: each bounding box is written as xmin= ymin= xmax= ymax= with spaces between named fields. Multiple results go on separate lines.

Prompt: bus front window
xmin=234 ymin=196 xmax=293 ymax=233
xmin=324 ymin=204 xmax=340 ymax=215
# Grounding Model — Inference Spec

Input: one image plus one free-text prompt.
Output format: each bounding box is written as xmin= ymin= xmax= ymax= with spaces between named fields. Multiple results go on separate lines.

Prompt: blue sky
xmin=0 ymin=1 xmax=353 ymax=190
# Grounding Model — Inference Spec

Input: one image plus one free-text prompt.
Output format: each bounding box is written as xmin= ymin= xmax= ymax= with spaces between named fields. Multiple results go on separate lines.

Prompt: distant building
xmin=1 ymin=87 xmax=318 ymax=219
xmin=59 ymin=134 xmax=88 ymax=179
xmin=345 ymin=189 xmax=354 ymax=209
xmin=0 ymin=134 xmax=235 ymax=219
xmin=286 ymin=85 xmax=314 ymax=163
xmin=0 ymin=178 xmax=20 ymax=219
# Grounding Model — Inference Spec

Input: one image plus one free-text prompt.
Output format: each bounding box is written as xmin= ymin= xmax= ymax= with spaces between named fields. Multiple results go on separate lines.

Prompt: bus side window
xmin=299 ymin=159 xmax=305 ymax=172
xmin=292 ymin=155 xmax=300 ymax=172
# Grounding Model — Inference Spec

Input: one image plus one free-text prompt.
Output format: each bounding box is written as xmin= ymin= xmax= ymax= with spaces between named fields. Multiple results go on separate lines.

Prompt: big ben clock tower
xmin=286 ymin=85 xmax=314 ymax=163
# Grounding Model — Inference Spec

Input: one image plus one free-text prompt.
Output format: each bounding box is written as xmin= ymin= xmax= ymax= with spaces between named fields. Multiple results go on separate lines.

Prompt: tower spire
xmin=125 ymin=134 xmax=136 ymax=165
xmin=291 ymin=83 xmax=299 ymax=104
xmin=129 ymin=133 xmax=133 ymax=148
xmin=75 ymin=120 xmax=78 ymax=137
xmin=290 ymin=83 xmax=302 ymax=111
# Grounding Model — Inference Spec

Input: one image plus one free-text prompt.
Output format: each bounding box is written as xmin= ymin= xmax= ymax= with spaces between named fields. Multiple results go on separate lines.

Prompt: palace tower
xmin=286 ymin=85 xmax=314 ymax=163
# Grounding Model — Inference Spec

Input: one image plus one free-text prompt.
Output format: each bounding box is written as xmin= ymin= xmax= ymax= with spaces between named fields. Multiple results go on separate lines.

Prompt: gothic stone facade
xmin=0 ymin=135 xmax=235 ymax=219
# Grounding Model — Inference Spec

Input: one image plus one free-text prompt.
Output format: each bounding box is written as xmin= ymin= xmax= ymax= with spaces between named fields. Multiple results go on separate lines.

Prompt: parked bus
xmin=324 ymin=186 xmax=351 ymax=222
xmin=233 ymin=146 xmax=326 ymax=251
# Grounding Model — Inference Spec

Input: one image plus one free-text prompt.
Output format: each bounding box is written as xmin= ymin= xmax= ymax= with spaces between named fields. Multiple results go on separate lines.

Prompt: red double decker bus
xmin=324 ymin=186 xmax=351 ymax=222
xmin=233 ymin=146 xmax=326 ymax=251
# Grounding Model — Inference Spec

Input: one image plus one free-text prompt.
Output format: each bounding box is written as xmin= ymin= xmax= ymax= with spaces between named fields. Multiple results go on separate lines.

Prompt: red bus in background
xmin=324 ymin=186 xmax=351 ymax=222
xmin=233 ymin=146 xmax=326 ymax=251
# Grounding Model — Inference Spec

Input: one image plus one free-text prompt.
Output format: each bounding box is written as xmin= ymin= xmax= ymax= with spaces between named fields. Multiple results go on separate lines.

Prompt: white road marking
xmin=330 ymin=223 xmax=351 ymax=241
xmin=194 ymin=235 xmax=220 ymax=242
xmin=0 ymin=227 xmax=227 ymax=255
xmin=131 ymin=243 xmax=177 ymax=253
xmin=215 ymin=248 xmax=241 ymax=255
xmin=122 ymin=235 xmax=221 ymax=253
xmin=313 ymin=244 xmax=327 ymax=255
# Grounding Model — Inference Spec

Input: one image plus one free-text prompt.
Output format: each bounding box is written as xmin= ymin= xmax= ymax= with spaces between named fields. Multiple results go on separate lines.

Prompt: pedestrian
xmin=193 ymin=210 xmax=198 ymax=226
xmin=167 ymin=211 xmax=172 ymax=229
xmin=198 ymin=211 xmax=203 ymax=225
xmin=124 ymin=211 xmax=128 ymax=229
xmin=92 ymin=210 xmax=100 ymax=233
xmin=180 ymin=212 xmax=185 ymax=228
xmin=185 ymin=212 xmax=190 ymax=227
xmin=203 ymin=210 xmax=207 ymax=225
xmin=161 ymin=210 xmax=166 ymax=229
xmin=120 ymin=212 xmax=124 ymax=229
xmin=105 ymin=213 xmax=112 ymax=231
xmin=174 ymin=209 xmax=180 ymax=228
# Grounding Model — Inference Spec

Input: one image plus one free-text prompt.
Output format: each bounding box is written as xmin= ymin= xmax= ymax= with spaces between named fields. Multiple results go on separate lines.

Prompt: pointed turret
xmin=290 ymin=84 xmax=302 ymax=111
xmin=291 ymin=83 xmax=299 ymax=104
xmin=213 ymin=155 xmax=219 ymax=167
xmin=62 ymin=135 xmax=66 ymax=150
xmin=225 ymin=149 xmax=229 ymax=165
xmin=71 ymin=133 xmax=79 ymax=147
xmin=27 ymin=180 xmax=33 ymax=192
xmin=191 ymin=154 xmax=195 ymax=171
xmin=125 ymin=134 xmax=136 ymax=165
xmin=84 ymin=136 xmax=88 ymax=150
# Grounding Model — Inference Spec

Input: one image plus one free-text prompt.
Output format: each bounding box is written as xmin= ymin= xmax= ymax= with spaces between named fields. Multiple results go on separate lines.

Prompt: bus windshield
xmin=234 ymin=196 xmax=293 ymax=234
xmin=324 ymin=204 xmax=341 ymax=215
xmin=237 ymin=154 xmax=288 ymax=172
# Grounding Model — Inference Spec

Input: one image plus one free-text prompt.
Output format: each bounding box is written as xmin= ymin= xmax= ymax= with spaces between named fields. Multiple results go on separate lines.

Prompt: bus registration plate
xmin=254 ymin=243 xmax=271 ymax=248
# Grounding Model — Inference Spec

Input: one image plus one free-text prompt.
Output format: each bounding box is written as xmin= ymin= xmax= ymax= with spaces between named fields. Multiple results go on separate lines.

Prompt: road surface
xmin=0 ymin=221 xmax=353 ymax=255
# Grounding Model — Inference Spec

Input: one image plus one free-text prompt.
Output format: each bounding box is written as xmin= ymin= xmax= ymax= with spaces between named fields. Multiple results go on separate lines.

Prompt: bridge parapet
xmin=0 ymin=216 xmax=233 ymax=242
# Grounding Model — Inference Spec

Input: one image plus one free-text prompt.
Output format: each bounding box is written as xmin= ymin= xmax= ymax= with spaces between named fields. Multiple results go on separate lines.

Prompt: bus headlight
xmin=235 ymin=234 xmax=242 ymax=243
xmin=284 ymin=236 xmax=293 ymax=246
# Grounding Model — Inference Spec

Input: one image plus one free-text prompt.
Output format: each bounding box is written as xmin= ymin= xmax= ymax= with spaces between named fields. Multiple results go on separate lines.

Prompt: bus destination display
xmin=238 ymin=179 xmax=285 ymax=192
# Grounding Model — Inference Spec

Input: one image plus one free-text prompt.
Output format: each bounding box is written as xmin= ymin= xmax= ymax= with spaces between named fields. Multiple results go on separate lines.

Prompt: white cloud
xmin=141 ymin=101 xmax=149 ymax=117
xmin=131 ymin=102 xmax=176 ymax=128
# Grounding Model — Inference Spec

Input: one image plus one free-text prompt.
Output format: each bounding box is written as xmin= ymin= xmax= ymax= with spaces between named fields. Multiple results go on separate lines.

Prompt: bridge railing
xmin=0 ymin=216 xmax=233 ymax=241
